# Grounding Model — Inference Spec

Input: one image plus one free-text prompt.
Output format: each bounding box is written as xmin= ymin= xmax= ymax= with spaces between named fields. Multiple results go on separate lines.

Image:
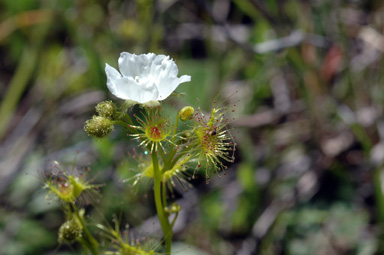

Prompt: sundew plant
xmin=45 ymin=52 xmax=236 ymax=255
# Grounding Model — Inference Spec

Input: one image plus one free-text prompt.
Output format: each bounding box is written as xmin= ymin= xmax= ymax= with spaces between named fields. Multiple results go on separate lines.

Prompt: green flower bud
xmin=164 ymin=207 xmax=170 ymax=217
xmin=58 ymin=219 xmax=82 ymax=244
xmin=170 ymin=203 xmax=181 ymax=213
xmin=95 ymin=100 xmax=118 ymax=119
xmin=84 ymin=115 xmax=114 ymax=138
xmin=178 ymin=106 xmax=194 ymax=121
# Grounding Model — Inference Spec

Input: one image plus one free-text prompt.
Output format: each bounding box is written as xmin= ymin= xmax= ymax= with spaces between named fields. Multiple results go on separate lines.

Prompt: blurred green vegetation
xmin=1 ymin=0 xmax=384 ymax=254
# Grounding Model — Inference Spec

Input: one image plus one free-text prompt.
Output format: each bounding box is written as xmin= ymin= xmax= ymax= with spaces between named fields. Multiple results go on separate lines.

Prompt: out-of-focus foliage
xmin=1 ymin=0 xmax=384 ymax=254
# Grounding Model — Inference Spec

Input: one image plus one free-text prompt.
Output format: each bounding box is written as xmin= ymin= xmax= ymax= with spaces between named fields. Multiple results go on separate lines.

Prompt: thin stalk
xmin=170 ymin=212 xmax=179 ymax=228
xmin=171 ymin=115 xmax=180 ymax=144
xmin=152 ymin=149 xmax=172 ymax=254
xmin=123 ymin=113 xmax=135 ymax=127
xmin=164 ymin=114 xmax=180 ymax=169
xmin=71 ymin=204 xmax=99 ymax=255
xmin=169 ymin=145 xmax=193 ymax=169
xmin=164 ymin=148 xmax=177 ymax=171
xmin=158 ymin=148 xmax=167 ymax=164
xmin=79 ymin=239 xmax=90 ymax=255
xmin=113 ymin=120 xmax=129 ymax=127
xmin=113 ymin=120 xmax=137 ymax=134
xmin=162 ymin=182 xmax=168 ymax=208
xmin=167 ymin=124 xmax=196 ymax=169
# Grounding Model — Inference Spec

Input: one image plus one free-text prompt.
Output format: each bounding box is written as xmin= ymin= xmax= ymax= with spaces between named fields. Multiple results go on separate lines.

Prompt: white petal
xmin=113 ymin=77 xmax=159 ymax=104
xmin=106 ymin=52 xmax=191 ymax=103
xmin=157 ymin=75 xmax=191 ymax=101
xmin=157 ymin=57 xmax=179 ymax=81
xmin=105 ymin=64 xmax=122 ymax=96
xmin=149 ymin=55 xmax=173 ymax=81
xmin=119 ymin=52 xmax=156 ymax=78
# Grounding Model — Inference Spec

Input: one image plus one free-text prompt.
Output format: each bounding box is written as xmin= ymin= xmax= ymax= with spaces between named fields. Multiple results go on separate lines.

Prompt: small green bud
xmin=170 ymin=203 xmax=181 ymax=213
xmin=95 ymin=100 xmax=117 ymax=119
xmin=178 ymin=106 xmax=194 ymax=121
xmin=84 ymin=115 xmax=114 ymax=138
xmin=58 ymin=219 xmax=82 ymax=243
xmin=164 ymin=207 xmax=170 ymax=217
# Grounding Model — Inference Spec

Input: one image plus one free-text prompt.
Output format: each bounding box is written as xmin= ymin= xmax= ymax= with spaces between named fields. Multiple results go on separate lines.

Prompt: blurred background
xmin=1 ymin=0 xmax=384 ymax=254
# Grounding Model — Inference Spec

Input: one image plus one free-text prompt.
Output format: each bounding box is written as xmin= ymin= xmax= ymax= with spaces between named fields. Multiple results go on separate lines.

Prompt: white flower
xmin=105 ymin=52 xmax=191 ymax=104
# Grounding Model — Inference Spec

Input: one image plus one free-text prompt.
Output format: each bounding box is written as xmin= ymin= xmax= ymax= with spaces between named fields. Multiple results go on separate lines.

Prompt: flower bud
xmin=164 ymin=207 xmax=170 ymax=217
xmin=84 ymin=115 xmax=114 ymax=138
xmin=178 ymin=106 xmax=194 ymax=121
xmin=170 ymin=203 xmax=181 ymax=213
xmin=95 ymin=100 xmax=117 ymax=119
xmin=58 ymin=219 xmax=82 ymax=244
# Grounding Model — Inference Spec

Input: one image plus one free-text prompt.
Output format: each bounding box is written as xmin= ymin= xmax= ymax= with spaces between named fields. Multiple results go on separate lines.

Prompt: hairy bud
xmin=58 ymin=219 xmax=82 ymax=243
xmin=95 ymin=100 xmax=117 ymax=119
xmin=84 ymin=115 xmax=114 ymax=138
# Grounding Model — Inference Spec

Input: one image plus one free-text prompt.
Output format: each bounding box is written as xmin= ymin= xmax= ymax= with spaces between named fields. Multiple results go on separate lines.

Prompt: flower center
xmin=151 ymin=126 xmax=161 ymax=140
xmin=145 ymin=124 xmax=167 ymax=142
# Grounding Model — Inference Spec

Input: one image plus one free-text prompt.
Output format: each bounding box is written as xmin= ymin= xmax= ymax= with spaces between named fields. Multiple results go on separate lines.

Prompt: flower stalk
xmin=152 ymin=148 xmax=173 ymax=254
xmin=70 ymin=203 xmax=99 ymax=255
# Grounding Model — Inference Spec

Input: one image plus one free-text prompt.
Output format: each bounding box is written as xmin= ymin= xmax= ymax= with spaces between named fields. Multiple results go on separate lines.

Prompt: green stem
xmin=169 ymin=145 xmax=193 ymax=169
xmin=171 ymin=115 xmax=179 ymax=144
xmin=152 ymin=149 xmax=172 ymax=254
xmin=170 ymin=212 xmax=179 ymax=228
xmin=162 ymin=182 xmax=168 ymax=208
xmin=71 ymin=204 xmax=99 ymax=255
xmin=79 ymin=239 xmax=90 ymax=255
xmin=123 ymin=113 xmax=135 ymax=127
xmin=159 ymin=148 xmax=167 ymax=164
xmin=164 ymin=113 xmax=180 ymax=169
xmin=113 ymin=120 xmax=129 ymax=127
xmin=113 ymin=120 xmax=137 ymax=134
xmin=164 ymin=148 xmax=177 ymax=170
